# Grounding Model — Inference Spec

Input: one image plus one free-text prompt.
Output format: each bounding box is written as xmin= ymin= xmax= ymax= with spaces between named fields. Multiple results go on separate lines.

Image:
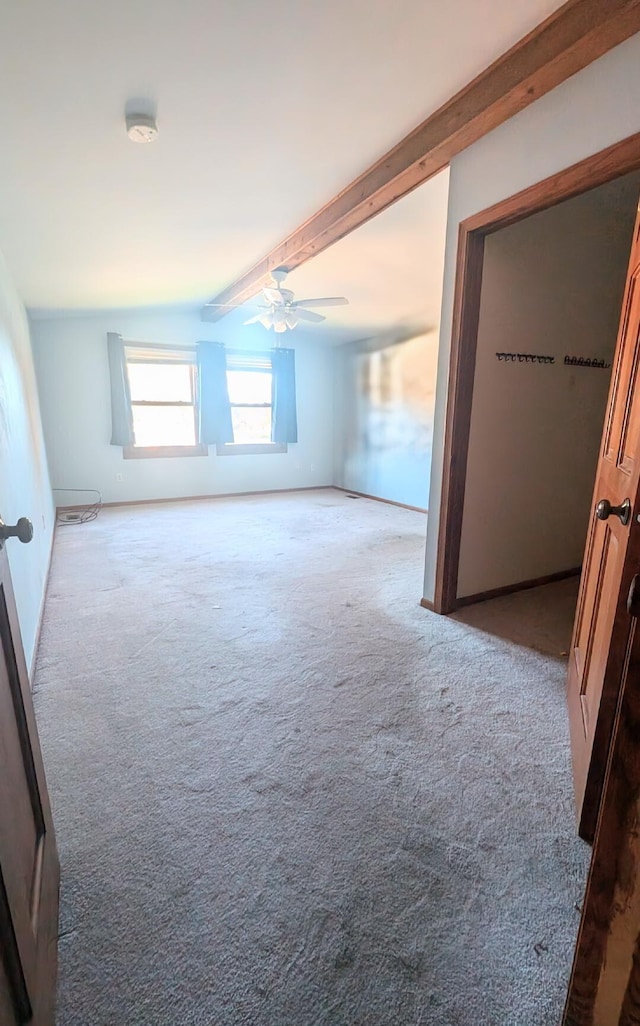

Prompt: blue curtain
xmin=197 ymin=341 xmax=233 ymax=444
xmin=271 ymin=347 xmax=298 ymax=444
xmin=107 ymin=332 xmax=134 ymax=446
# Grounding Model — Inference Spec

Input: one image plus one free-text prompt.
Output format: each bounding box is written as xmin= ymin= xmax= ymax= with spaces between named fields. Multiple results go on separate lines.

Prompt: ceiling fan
xmin=207 ymin=269 xmax=349 ymax=333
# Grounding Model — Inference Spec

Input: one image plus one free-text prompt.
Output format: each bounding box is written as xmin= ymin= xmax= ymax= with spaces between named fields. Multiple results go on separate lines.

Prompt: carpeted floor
xmin=33 ymin=488 xmax=589 ymax=1026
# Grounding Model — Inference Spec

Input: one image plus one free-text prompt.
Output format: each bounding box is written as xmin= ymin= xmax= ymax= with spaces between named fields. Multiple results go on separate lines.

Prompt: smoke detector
xmin=126 ymin=113 xmax=158 ymax=143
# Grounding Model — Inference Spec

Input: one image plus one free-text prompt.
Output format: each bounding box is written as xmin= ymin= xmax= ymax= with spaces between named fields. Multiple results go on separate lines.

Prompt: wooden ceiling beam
xmin=202 ymin=0 xmax=640 ymax=321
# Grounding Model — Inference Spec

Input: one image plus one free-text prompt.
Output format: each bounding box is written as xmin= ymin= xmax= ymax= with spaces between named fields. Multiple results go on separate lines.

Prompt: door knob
xmin=0 ymin=517 xmax=34 ymax=544
xmin=595 ymin=498 xmax=632 ymax=526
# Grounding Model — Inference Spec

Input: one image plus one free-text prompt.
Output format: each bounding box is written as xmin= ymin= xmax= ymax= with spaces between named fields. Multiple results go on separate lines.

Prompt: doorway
xmin=434 ymin=133 xmax=640 ymax=615
xmin=448 ymin=168 xmax=640 ymax=668
xmin=438 ymin=165 xmax=640 ymax=645
xmin=434 ymin=134 xmax=640 ymax=836
xmin=454 ymin=173 xmax=639 ymax=607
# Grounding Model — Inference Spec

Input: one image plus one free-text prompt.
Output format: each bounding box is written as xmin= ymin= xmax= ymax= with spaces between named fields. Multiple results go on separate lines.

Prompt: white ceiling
xmin=217 ymin=168 xmax=450 ymax=346
xmin=0 ymin=0 xmax=565 ymax=314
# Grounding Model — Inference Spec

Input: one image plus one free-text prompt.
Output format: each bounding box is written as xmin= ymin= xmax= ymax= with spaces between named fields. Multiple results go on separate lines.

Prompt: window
xmin=123 ymin=343 xmax=206 ymax=458
xmin=217 ymin=351 xmax=286 ymax=455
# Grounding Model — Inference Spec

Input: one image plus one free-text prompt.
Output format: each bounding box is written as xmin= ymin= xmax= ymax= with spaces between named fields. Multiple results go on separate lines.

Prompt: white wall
xmin=424 ymin=32 xmax=640 ymax=603
xmin=333 ymin=330 xmax=438 ymax=509
xmin=457 ymin=178 xmax=637 ymax=597
xmin=31 ymin=310 xmax=334 ymax=504
xmin=0 ymin=250 xmax=54 ymax=669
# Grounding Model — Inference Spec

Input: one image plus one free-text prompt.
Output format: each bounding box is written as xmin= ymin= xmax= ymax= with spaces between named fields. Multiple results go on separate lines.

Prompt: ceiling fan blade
xmin=243 ymin=313 xmax=266 ymax=325
xmin=292 ymin=297 xmax=349 ymax=309
xmin=294 ymin=308 xmax=326 ymax=323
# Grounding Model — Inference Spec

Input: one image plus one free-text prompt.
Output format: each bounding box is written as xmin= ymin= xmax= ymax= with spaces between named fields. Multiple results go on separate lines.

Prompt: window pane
xmin=227 ymin=370 xmax=271 ymax=405
xmin=128 ymin=362 xmax=193 ymax=403
xmin=132 ymin=405 xmax=196 ymax=447
xmin=231 ymin=406 xmax=272 ymax=444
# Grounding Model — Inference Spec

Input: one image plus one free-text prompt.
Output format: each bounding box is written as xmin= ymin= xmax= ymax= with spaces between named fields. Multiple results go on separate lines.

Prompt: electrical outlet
xmin=116 ymin=473 xmax=123 ymax=482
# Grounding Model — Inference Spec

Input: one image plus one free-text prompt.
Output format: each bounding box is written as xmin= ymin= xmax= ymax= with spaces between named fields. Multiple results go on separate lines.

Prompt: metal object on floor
xmin=54 ymin=489 xmax=102 ymax=525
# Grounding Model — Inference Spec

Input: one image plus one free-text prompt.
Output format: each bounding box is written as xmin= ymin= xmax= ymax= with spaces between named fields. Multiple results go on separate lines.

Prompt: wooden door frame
xmin=563 ymin=615 xmax=640 ymax=1023
xmin=433 ymin=131 xmax=640 ymax=615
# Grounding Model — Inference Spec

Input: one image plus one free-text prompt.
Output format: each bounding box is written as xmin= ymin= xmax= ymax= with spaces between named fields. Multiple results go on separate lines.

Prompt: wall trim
xmin=56 ymin=484 xmax=333 ymax=512
xmin=433 ymin=130 xmax=640 ymax=615
xmin=332 ymin=486 xmax=427 ymax=514
xmin=454 ymin=567 xmax=582 ymax=610
xmin=30 ymin=520 xmax=56 ymax=684
xmin=57 ymin=485 xmax=428 ymax=514
xmin=419 ymin=597 xmax=437 ymax=612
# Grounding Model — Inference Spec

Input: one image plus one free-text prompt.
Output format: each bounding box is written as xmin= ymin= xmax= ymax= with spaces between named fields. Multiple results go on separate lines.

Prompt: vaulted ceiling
xmin=214 ymin=169 xmax=450 ymax=346
xmin=0 ymin=0 xmax=565 ymax=315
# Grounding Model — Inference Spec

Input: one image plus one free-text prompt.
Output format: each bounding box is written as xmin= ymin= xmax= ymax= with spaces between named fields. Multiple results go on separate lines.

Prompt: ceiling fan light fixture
xmin=241 ymin=268 xmax=349 ymax=333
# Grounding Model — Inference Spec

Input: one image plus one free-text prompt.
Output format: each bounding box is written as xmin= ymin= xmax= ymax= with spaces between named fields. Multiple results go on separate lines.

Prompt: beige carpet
xmin=33 ymin=488 xmax=589 ymax=1025
xmin=452 ymin=576 xmax=580 ymax=659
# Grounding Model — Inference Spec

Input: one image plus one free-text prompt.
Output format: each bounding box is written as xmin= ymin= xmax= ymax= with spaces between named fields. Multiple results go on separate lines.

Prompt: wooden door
xmin=0 ymin=537 xmax=59 ymax=1024
xmin=564 ymin=586 xmax=640 ymax=1023
xmin=567 ymin=206 xmax=640 ymax=843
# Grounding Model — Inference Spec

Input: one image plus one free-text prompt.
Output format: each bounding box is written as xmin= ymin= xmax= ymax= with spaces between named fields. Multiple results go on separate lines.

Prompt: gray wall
xmin=0 ymin=249 xmax=54 ymax=670
xmin=31 ymin=310 xmax=334 ymax=504
xmin=334 ymin=330 xmax=438 ymax=509
xmin=457 ymin=175 xmax=638 ymax=597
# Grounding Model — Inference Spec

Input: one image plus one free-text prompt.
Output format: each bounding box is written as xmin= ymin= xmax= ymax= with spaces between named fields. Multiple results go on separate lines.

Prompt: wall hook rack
xmin=564 ymin=355 xmax=611 ymax=369
xmin=495 ymin=352 xmax=555 ymax=364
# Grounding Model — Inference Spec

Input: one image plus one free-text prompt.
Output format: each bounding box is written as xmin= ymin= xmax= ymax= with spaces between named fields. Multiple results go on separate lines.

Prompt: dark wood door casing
xmin=433 ymin=132 xmax=640 ymax=616
xmin=0 ymin=544 xmax=59 ymax=1025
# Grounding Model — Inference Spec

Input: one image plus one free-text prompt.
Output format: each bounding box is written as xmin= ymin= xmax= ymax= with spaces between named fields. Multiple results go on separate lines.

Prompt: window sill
xmin=123 ymin=444 xmax=208 ymax=459
xmin=216 ymin=442 xmax=287 ymax=456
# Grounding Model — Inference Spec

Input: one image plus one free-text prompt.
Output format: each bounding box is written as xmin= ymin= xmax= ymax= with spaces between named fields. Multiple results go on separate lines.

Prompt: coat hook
xmin=564 ymin=355 xmax=611 ymax=369
xmin=496 ymin=352 xmax=555 ymax=364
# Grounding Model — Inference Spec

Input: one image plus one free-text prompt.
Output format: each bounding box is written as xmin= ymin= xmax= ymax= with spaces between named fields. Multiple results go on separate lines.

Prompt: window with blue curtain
xmin=107 ymin=333 xmax=207 ymax=458
xmin=216 ymin=348 xmax=297 ymax=454
xmin=107 ymin=337 xmax=298 ymax=457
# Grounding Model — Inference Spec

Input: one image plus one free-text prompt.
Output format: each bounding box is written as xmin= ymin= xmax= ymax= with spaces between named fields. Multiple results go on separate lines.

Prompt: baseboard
xmin=454 ymin=567 xmax=582 ymax=610
xmin=57 ymin=484 xmax=333 ymax=512
xmin=419 ymin=597 xmax=436 ymax=612
xmin=56 ymin=485 xmax=427 ymax=514
xmin=30 ymin=519 xmax=56 ymax=683
xmin=332 ymin=486 xmax=427 ymax=515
